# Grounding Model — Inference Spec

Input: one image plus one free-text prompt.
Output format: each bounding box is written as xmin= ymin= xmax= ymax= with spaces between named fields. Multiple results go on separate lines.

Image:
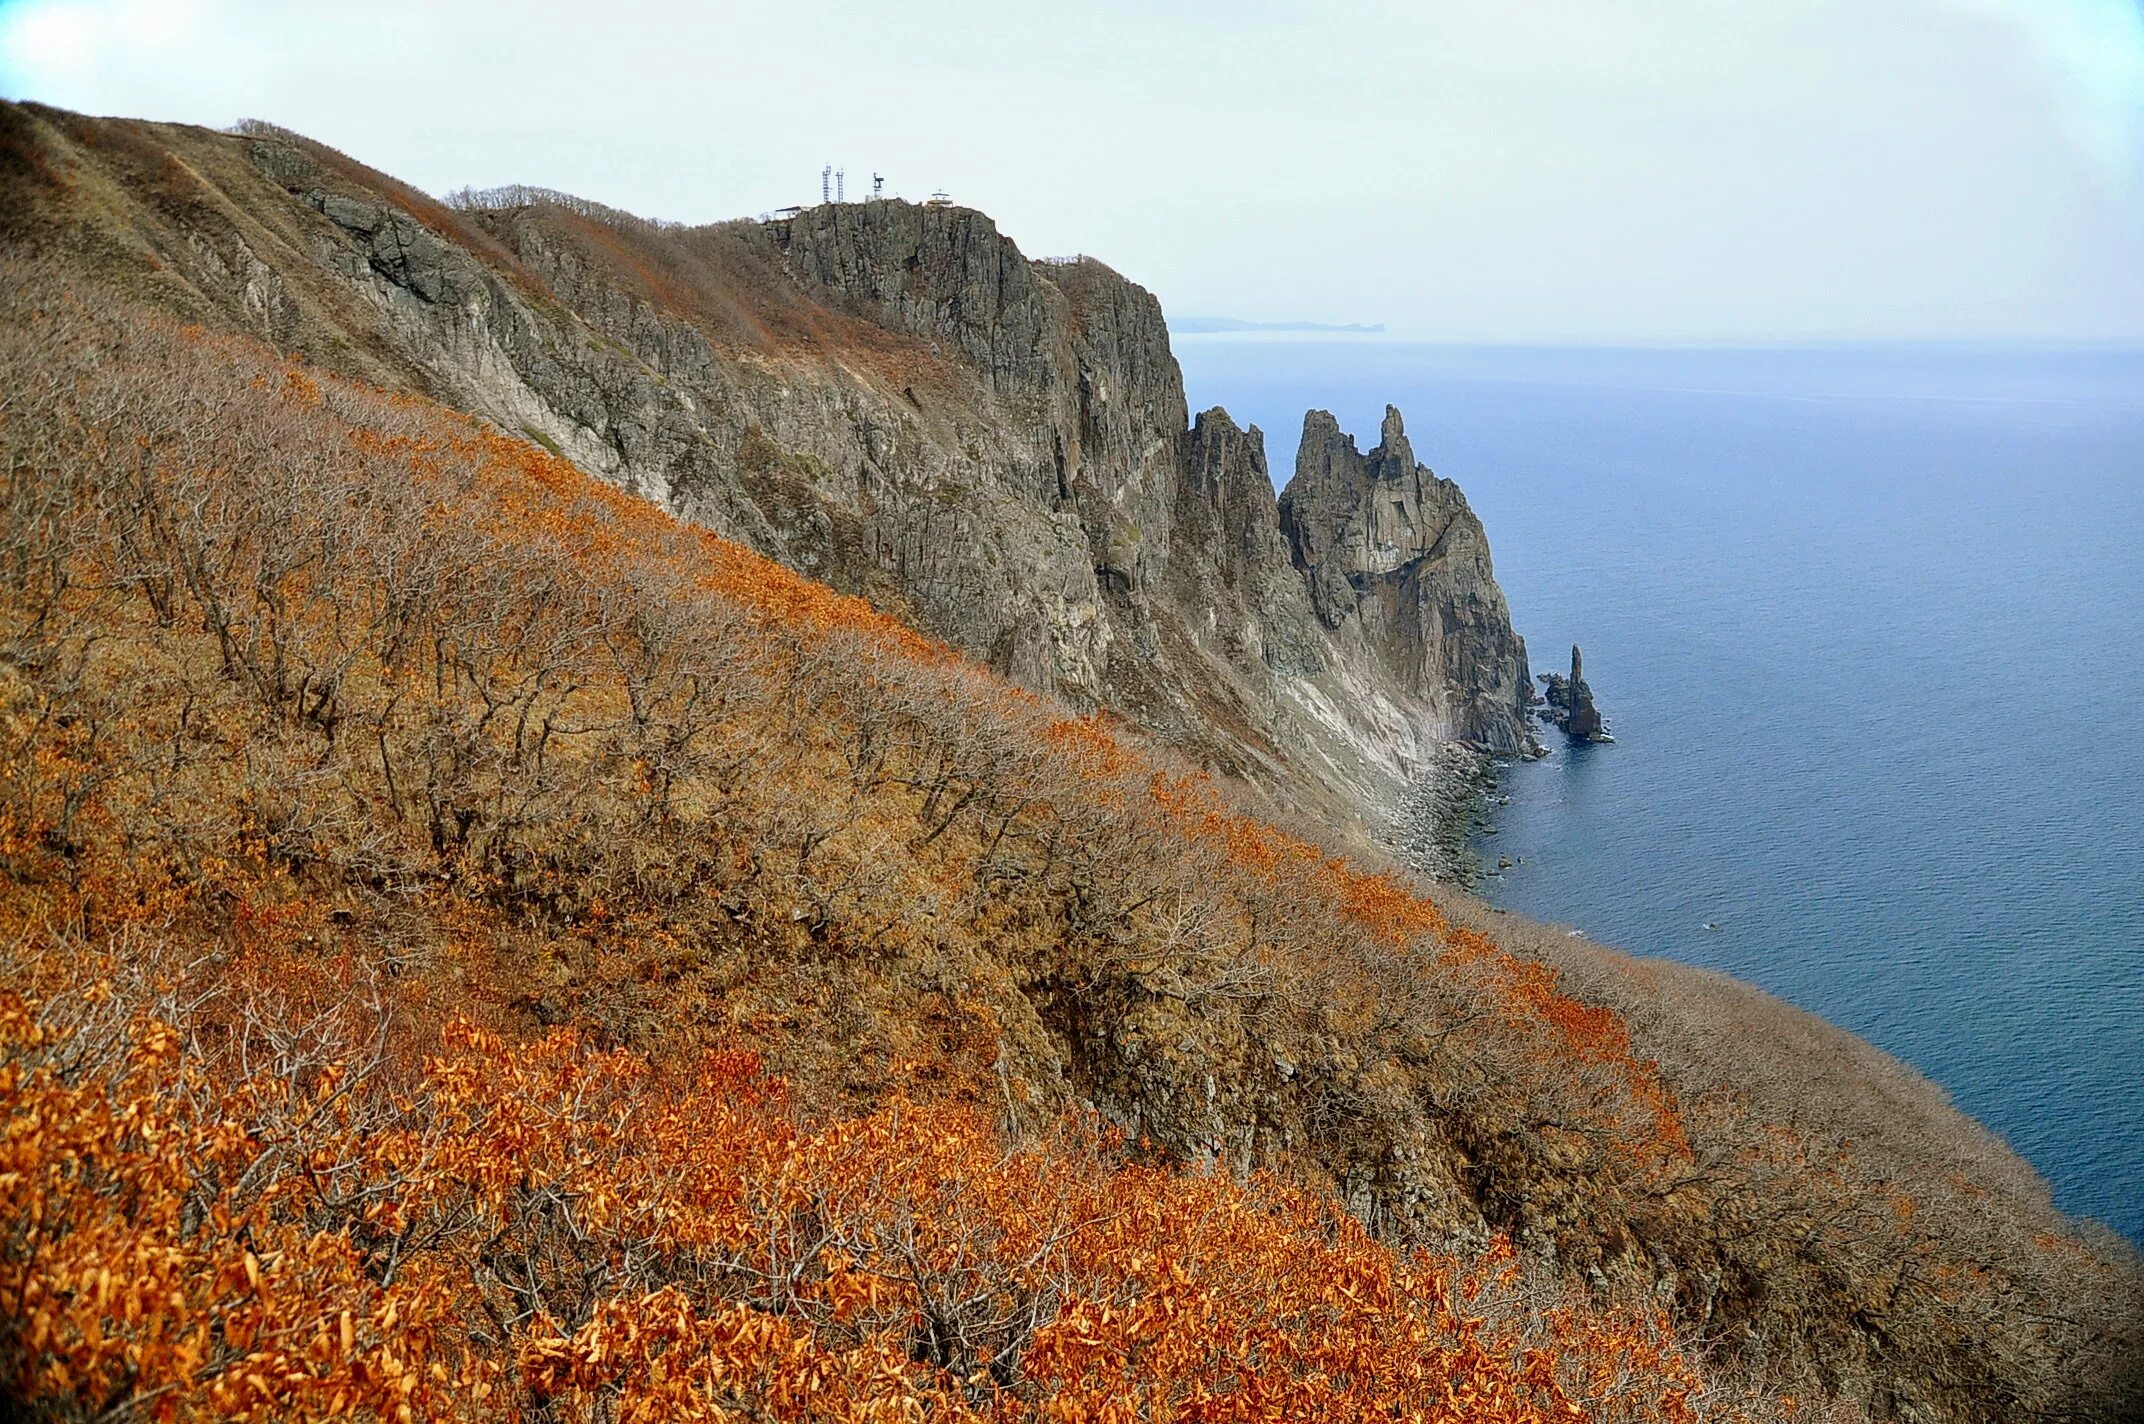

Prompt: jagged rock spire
xmin=1277 ymin=406 xmax=1536 ymax=751
xmin=1540 ymin=643 xmax=1609 ymax=742
xmin=1369 ymin=404 xmax=1415 ymax=482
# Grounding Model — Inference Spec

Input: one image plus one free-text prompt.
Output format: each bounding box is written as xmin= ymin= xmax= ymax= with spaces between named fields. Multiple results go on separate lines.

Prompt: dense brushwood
xmin=0 ymin=269 xmax=2136 ymax=1421
xmin=1 ymin=981 xmax=1765 ymax=1423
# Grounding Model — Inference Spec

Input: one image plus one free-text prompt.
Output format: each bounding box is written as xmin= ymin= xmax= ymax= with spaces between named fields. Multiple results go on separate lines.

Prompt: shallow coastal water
xmin=1175 ymin=336 xmax=2144 ymax=1242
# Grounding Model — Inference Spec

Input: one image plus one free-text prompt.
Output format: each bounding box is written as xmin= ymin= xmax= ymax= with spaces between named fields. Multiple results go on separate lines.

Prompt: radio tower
xmin=835 ymin=168 xmax=846 ymax=203
xmin=821 ymin=165 xmax=832 ymax=204
xmin=872 ymin=172 xmax=885 ymax=200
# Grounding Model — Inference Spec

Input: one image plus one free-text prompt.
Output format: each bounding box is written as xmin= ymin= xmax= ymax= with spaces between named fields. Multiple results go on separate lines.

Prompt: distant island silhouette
xmin=1171 ymin=316 xmax=1386 ymax=334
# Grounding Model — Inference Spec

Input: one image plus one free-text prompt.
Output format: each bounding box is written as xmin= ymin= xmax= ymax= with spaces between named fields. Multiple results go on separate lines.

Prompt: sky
xmin=3 ymin=0 xmax=2142 ymax=342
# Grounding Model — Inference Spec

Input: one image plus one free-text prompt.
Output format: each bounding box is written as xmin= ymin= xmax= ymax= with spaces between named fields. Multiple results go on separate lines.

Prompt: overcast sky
xmin=3 ymin=0 xmax=2141 ymax=341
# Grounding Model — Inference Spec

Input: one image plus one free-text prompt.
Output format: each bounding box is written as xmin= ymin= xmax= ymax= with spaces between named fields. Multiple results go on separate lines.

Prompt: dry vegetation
xmin=0 ymin=265 xmax=2135 ymax=1421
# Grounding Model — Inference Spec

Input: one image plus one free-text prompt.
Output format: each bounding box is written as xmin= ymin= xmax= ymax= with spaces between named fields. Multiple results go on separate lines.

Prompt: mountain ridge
xmin=0 ymin=102 xmax=1535 ymax=847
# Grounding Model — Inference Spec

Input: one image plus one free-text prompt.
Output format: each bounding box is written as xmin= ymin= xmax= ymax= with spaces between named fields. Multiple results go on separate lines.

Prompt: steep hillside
xmin=2 ymin=248 xmax=2139 ymax=1421
xmin=2 ymin=103 xmax=2139 ymax=1422
xmin=0 ymin=102 xmax=1537 ymax=843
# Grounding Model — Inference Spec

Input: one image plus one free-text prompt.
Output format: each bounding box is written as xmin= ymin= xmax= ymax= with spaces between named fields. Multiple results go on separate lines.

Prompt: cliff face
xmin=1281 ymin=406 xmax=1536 ymax=752
xmin=0 ymin=103 xmax=1532 ymax=830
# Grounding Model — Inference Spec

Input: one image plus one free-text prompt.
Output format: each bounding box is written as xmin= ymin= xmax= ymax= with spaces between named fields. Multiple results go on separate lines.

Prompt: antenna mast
xmin=835 ymin=168 xmax=846 ymax=203
xmin=821 ymin=165 xmax=832 ymax=204
xmin=872 ymin=172 xmax=885 ymax=200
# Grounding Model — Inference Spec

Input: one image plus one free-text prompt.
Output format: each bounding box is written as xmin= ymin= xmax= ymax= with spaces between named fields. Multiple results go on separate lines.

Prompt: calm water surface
xmin=1176 ymin=336 xmax=2144 ymax=1242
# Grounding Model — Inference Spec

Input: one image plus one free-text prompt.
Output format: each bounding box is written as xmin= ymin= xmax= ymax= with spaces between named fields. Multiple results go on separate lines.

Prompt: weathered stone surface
xmin=1564 ymin=644 xmax=1605 ymax=740
xmin=1172 ymin=409 xmax=1323 ymax=679
xmin=1279 ymin=406 xmax=1538 ymax=753
xmin=299 ymin=181 xmax=1541 ymax=812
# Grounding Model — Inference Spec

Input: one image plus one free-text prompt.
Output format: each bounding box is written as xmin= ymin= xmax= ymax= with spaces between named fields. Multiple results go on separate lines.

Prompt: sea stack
xmin=1538 ymin=643 xmax=1610 ymax=742
xmin=1563 ymin=645 xmax=1605 ymax=740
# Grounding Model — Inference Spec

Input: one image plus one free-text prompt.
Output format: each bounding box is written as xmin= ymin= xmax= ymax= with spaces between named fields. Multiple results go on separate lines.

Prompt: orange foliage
xmin=0 ymin=974 xmax=1721 ymax=1424
xmin=0 ymin=142 xmax=2130 ymax=1418
xmin=219 ymin=324 xmax=1686 ymax=1172
xmin=0 ymin=274 xmax=1828 ymax=1420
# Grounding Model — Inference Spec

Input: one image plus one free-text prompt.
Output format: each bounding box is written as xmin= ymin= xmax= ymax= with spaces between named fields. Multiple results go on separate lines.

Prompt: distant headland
xmin=1171 ymin=316 xmax=1386 ymax=334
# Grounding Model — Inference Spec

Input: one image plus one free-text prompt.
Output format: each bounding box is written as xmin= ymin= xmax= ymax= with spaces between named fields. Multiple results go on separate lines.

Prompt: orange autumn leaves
xmin=0 ymin=277 xmax=1746 ymax=1420
xmin=0 ymin=983 xmax=1712 ymax=1424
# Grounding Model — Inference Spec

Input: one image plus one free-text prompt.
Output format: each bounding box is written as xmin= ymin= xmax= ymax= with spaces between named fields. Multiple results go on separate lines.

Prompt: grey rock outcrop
xmin=1279 ymin=406 xmax=1538 ymax=752
xmin=1172 ymin=409 xmax=1323 ymax=679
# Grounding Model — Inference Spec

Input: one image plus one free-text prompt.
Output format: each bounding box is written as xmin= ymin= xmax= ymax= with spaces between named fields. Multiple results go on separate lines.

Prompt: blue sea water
xmin=1174 ymin=336 xmax=2144 ymax=1243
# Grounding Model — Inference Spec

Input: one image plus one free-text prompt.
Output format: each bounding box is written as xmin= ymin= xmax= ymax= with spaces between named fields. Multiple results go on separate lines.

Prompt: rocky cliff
xmin=1281 ymin=405 xmax=1538 ymax=752
xmin=0 ymin=102 xmax=1533 ymax=834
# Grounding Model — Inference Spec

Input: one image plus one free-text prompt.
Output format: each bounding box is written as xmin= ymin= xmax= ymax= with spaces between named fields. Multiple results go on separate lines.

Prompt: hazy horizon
xmin=4 ymin=0 xmax=2142 ymax=343
xmin=1172 ymin=327 xmax=2144 ymax=351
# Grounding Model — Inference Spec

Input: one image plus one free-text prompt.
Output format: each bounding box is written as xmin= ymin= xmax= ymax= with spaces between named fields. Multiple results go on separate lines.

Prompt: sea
xmin=1174 ymin=335 xmax=2144 ymax=1244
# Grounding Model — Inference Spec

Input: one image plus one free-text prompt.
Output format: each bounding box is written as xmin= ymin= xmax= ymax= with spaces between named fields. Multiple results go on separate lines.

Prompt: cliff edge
xmin=0 ymin=102 xmax=1531 ymax=835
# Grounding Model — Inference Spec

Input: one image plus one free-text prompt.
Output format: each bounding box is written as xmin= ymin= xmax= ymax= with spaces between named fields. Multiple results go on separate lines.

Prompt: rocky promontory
xmin=7 ymin=102 xmax=2142 ymax=1424
xmin=1280 ymin=406 xmax=1539 ymax=755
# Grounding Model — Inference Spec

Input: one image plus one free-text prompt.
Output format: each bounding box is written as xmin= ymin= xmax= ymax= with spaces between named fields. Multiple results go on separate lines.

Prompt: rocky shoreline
xmin=1387 ymin=743 xmax=1507 ymax=886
